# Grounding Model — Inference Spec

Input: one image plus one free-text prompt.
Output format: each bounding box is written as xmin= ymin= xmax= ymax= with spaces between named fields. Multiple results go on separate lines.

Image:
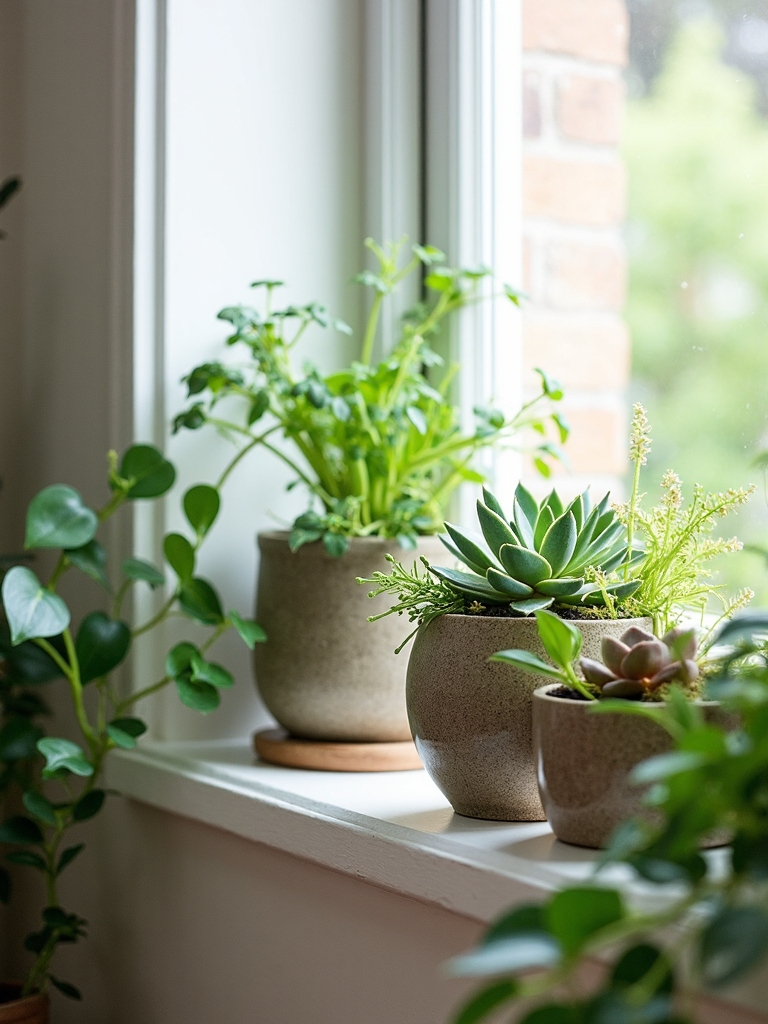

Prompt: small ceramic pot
xmin=533 ymin=684 xmax=730 ymax=849
xmin=406 ymin=614 xmax=652 ymax=821
xmin=0 ymin=984 xmax=49 ymax=1024
xmin=254 ymin=532 xmax=445 ymax=742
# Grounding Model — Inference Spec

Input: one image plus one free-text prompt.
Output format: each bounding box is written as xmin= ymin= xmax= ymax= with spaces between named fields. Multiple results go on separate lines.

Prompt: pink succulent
xmin=579 ymin=625 xmax=699 ymax=699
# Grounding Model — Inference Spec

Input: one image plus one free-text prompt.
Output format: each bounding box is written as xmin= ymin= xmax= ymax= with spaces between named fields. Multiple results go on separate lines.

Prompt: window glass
xmin=626 ymin=0 xmax=768 ymax=601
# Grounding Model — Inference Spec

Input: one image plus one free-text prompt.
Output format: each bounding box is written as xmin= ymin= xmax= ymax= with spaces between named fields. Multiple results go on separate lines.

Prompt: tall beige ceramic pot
xmin=406 ymin=614 xmax=652 ymax=821
xmin=0 ymin=985 xmax=49 ymax=1024
xmin=254 ymin=532 xmax=445 ymax=742
xmin=533 ymin=684 xmax=731 ymax=848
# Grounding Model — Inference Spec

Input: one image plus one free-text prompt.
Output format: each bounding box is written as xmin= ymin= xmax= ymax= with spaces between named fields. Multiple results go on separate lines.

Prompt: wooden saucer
xmin=253 ymin=728 xmax=423 ymax=772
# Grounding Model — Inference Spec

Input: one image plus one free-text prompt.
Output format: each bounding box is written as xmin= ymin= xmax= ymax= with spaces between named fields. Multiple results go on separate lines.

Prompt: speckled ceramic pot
xmin=0 ymin=984 xmax=49 ymax=1024
xmin=533 ymin=685 xmax=730 ymax=849
xmin=254 ymin=532 xmax=445 ymax=742
xmin=406 ymin=614 xmax=653 ymax=821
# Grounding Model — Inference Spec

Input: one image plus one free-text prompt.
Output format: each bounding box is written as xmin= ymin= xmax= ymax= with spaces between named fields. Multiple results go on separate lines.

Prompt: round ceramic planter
xmin=533 ymin=684 xmax=731 ymax=849
xmin=406 ymin=614 xmax=652 ymax=821
xmin=0 ymin=984 xmax=49 ymax=1024
xmin=254 ymin=532 xmax=445 ymax=742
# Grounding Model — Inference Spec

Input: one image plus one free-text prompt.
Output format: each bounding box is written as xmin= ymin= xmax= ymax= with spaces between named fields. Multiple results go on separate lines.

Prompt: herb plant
xmin=619 ymin=404 xmax=754 ymax=635
xmin=449 ymin=612 xmax=768 ymax=1024
xmin=0 ymin=444 xmax=265 ymax=1002
xmin=173 ymin=238 xmax=565 ymax=556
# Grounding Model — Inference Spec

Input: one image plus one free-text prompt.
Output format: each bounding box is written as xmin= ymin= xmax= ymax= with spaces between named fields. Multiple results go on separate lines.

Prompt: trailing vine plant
xmin=173 ymin=238 xmax=566 ymax=556
xmin=0 ymin=444 xmax=266 ymax=1001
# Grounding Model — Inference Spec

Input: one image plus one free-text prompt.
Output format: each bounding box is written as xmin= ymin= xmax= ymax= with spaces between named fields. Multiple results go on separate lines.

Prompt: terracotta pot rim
xmin=257 ymin=530 xmax=441 ymax=549
xmin=533 ymin=682 xmax=719 ymax=708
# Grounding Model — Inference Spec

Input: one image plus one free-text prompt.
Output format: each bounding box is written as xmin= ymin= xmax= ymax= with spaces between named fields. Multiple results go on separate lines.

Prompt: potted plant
xmin=174 ymin=238 xmax=563 ymax=749
xmin=493 ymin=405 xmax=753 ymax=845
xmin=0 ymin=445 xmax=264 ymax=1016
xmin=448 ymin=613 xmax=768 ymax=1024
xmin=361 ymin=482 xmax=650 ymax=820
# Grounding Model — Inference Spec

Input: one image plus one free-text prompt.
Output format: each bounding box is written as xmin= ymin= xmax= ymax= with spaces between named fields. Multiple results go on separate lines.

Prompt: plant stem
xmin=624 ymin=456 xmax=643 ymax=581
xmin=360 ymin=292 xmax=384 ymax=366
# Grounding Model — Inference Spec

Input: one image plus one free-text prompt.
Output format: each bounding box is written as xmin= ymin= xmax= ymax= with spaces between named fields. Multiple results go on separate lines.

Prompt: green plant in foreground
xmin=173 ymin=238 xmax=565 ymax=555
xmin=450 ymin=611 xmax=768 ymax=1024
xmin=619 ymin=404 xmax=754 ymax=636
xmin=432 ymin=484 xmax=642 ymax=615
xmin=493 ymin=611 xmax=700 ymax=703
xmin=0 ymin=444 xmax=265 ymax=1001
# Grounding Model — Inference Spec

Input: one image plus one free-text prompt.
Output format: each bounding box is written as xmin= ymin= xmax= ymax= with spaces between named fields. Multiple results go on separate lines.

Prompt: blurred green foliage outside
xmin=625 ymin=18 xmax=768 ymax=601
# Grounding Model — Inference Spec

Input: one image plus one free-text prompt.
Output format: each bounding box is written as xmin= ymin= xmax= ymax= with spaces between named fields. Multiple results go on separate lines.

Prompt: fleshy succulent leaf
xmin=444 ymin=523 xmax=496 ymax=575
xmin=543 ymin=490 xmax=564 ymax=519
xmin=621 ymin=626 xmax=656 ymax=647
xmin=539 ymin=512 xmax=578 ymax=577
xmin=486 ymin=568 xmax=534 ymax=599
xmin=537 ymin=578 xmax=584 ymax=597
xmin=481 ymin=487 xmax=507 ymax=520
xmin=509 ymin=596 xmax=554 ymax=615
xmin=429 ymin=565 xmax=510 ymax=604
xmin=498 ymin=545 xmax=552 ymax=586
xmin=621 ymin=641 xmax=670 ymax=681
xmin=602 ymin=637 xmax=630 ymax=676
xmin=476 ymin=502 xmax=518 ymax=557
xmin=580 ymin=658 xmax=617 ymax=688
xmin=533 ymin=505 xmax=555 ymax=550
xmin=513 ymin=483 xmax=539 ymax=530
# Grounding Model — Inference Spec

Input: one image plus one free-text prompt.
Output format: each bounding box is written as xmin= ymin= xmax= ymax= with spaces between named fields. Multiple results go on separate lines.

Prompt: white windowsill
xmin=105 ymin=739 xmax=767 ymax=1022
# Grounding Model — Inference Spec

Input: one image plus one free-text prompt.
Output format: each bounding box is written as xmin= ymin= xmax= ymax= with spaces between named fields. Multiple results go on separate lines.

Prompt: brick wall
xmin=521 ymin=0 xmax=630 ymax=498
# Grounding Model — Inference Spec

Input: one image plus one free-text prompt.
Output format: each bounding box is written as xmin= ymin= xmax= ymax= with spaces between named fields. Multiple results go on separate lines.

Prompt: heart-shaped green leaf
xmin=163 ymin=533 xmax=195 ymax=583
xmin=22 ymin=792 xmax=58 ymax=826
xmin=75 ymin=612 xmax=131 ymax=683
xmin=37 ymin=737 xmax=93 ymax=778
xmin=57 ymin=844 xmax=85 ymax=876
xmin=0 ymin=719 xmax=44 ymax=761
xmin=119 ymin=444 xmax=176 ymax=499
xmin=178 ymin=578 xmax=224 ymax=625
xmin=25 ymin=485 xmax=98 ymax=550
xmin=175 ymin=674 xmax=220 ymax=713
xmin=166 ymin=642 xmax=198 ymax=678
xmin=229 ymin=610 xmax=267 ymax=649
xmin=0 ymin=815 xmax=44 ymax=844
xmin=183 ymin=485 xmax=220 ymax=537
xmin=121 ymin=557 xmax=165 ymax=589
xmin=2 ymin=566 xmax=71 ymax=645
xmin=72 ymin=789 xmax=105 ymax=822
xmin=107 ymin=717 xmax=147 ymax=749
xmin=66 ymin=539 xmax=108 ymax=588
xmin=191 ymin=654 xmax=234 ymax=689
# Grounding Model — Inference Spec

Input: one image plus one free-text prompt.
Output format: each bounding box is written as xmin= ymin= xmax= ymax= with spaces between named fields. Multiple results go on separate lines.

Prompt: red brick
xmin=524 ymin=154 xmax=625 ymax=227
xmin=557 ymin=75 xmax=625 ymax=145
xmin=523 ymin=0 xmax=629 ymax=66
xmin=523 ymin=71 xmax=542 ymax=138
xmin=545 ymin=240 xmax=627 ymax=312
xmin=523 ymin=314 xmax=630 ymax=391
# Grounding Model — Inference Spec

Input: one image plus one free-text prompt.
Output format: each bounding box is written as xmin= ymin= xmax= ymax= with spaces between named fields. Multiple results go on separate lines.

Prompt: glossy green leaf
xmin=72 ymin=789 xmax=106 ymax=822
xmin=490 ymin=649 xmax=562 ymax=679
xmin=546 ymin=887 xmax=624 ymax=956
xmin=178 ymin=578 xmax=224 ymax=625
xmin=37 ymin=737 xmax=93 ymax=778
xmin=56 ymin=844 xmax=85 ymax=876
xmin=498 ymin=545 xmax=552 ymax=587
xmin=191 ymin=654 xmax=234 ymax=689
xmin=610 ymin=944 xmax=673 ymax=995
xmin=518 ymin=1007 xmax=579 ymax=1024
xmin=630 ymin=751 xmax=708 ymax=785
xmin=534 ymin=610 xmax=582 ymax=670
xmin=24 ymin=485 xmax=98 ymax=550
xmin=121 ymin=557 xmax=165 ymax=589
xmin=1 ymin=636 xmax=63 ymax=683
xmin=0 ymin=718 xmax=44 ymax=761
xmin=229 ymin=611 xmax=267 ymax=649
xmin=449 ymin=934 xmax=561 ymax=978
xmin=66 ymin=539 xmax=109 ymax=588
xmin=119 ymin=444 xmax=176 ymax=499
xmin=75 ymin=612 xmax=131 ymax=683
xmin=183 ymin=484 xmax=221 ymax=537
xmin=2 ymin=566 xmax=71 ymax=645
xmin=165 ymin=642 xmax=198 ymax=678
xmin=49 ymin=976 xmax=82 ymax=1001
xmin=453 ymin=981 xmax=518 ymax=1024
xmin=175 ymin=674 xmax=220 ymax=713
xmin=323 ymin=533 xmax=349 ymax=558
xmin=163 ymin=533 xmax=195 ymax=583
xmin=699 ymin=907 xmax=768 ymax=987
xmin=22 ymin=792 xmax=57 ymax=826
xmin=6 ymin=850 xmax=46 ymax=870
xmin=0 ymin=815 xmax=44 ymax=844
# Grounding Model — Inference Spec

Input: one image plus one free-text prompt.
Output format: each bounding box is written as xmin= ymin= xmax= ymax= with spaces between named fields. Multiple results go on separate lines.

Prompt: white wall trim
xmin=426 ymin=0 xmax=524 ymax=517
xmin=364 ymin=0 xmax=423 ymax=354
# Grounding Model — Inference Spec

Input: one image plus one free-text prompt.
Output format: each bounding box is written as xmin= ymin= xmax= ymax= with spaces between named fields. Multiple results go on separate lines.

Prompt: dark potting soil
xmin=460 ymin=604 xmax=629 ymax=621
xmin=549 ymin=685 xmax=591 ymax=701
